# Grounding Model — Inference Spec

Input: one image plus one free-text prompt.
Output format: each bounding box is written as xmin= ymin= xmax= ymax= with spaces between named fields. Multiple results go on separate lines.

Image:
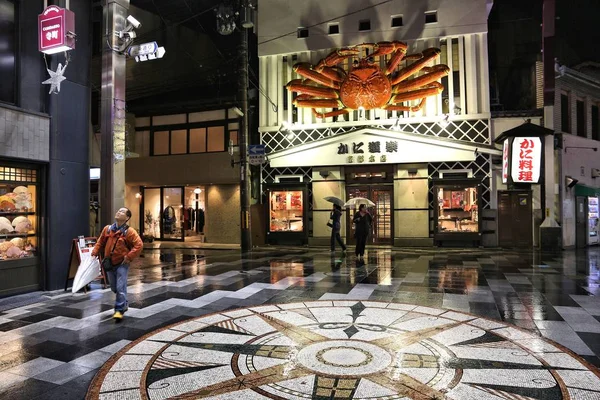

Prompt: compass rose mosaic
xmin=87 ymin=301 xmax=600 ymax=399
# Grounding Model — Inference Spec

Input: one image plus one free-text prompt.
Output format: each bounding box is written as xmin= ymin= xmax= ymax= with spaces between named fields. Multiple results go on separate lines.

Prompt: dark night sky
xmin=488 ymin=0 xmax=600 ymax=110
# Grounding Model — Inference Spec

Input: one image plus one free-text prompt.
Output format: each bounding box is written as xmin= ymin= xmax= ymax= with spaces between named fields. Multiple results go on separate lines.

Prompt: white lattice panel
xmin=261 ymin=119 xmax=490 ymax=154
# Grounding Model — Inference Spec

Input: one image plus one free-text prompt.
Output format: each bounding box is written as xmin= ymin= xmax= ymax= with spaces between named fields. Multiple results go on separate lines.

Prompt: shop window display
xmin=0 ymin=167 xmax=38 ymax=261
xmin=269 ymin=191 xmax=303 ymax=232
xmin=437 ymin=186 xmax=479 ymax=233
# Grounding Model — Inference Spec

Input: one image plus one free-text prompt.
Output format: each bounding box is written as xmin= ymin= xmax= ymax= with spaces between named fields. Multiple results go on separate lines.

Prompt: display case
xmin=0 ymin=182 xmax=38 ymax=261
xmin=0 ymin=163 xmax=42 ymax=296
xmin=266 ymin=185 xmax=308 ymax=245
xmin=589 ymin=196 xmax=599 ymax=245
xmin=433 ymin=179 xmax=482 ymax=246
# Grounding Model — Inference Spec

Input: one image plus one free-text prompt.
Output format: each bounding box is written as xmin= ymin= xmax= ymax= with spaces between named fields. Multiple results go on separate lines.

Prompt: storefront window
xmin=0 ymin=166 xmax=38 ymax=261
xmin=437 ymin=185 xmax=479 ymax=233
xmin=184 ymin=187 xmax=205 ymax=240
xmin=143 ymin=188 xmax=160 ymax=239
xmin=162 ymin=187 xmax=183 ymax=240
xmin=269 ymin=190 xmax=303 ymax=232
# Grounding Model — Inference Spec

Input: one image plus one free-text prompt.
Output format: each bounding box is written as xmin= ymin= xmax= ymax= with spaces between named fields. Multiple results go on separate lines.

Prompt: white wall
xmin=258 ymin=0 xmax=491 ymax=56
xmin=258 ymin=0 xmax=493 ymax=130
xmin=561 ymin=134 xmax=600 ymax=247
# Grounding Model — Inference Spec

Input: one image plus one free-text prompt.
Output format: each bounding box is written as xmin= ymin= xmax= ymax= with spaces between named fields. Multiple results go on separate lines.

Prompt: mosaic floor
xmin=0 ymin=246 xmax=598 ymax=399
xmin=88 ymin=301 xmax=600 ymax=400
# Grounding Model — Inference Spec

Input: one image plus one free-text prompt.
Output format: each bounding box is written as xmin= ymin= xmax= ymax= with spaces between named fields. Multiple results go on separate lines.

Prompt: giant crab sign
xmin=286 ymin=41 xmax=449 ymax=119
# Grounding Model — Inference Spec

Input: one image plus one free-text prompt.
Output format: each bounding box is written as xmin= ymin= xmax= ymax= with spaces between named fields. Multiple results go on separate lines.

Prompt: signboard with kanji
xmin=268 ymin=132 xmax=486 ymax=168
xmin=511 ymin=137 xmax=542 ymax=183
xmin=38 ymin=6 xmax=75 ymax=54
xmin=502 ymin=140 xmax=509 ymax=184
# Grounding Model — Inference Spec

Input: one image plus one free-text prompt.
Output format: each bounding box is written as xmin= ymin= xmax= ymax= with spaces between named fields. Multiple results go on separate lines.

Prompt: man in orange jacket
xmin=92 ymin=207 xmax=143 ymax=321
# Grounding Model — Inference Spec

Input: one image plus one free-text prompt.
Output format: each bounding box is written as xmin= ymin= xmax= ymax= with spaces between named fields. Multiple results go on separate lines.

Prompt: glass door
xmin=162 ymin=187 xmax=184 ymax=240
xmin=142 ymin=188 xmax=161 ymax=240
xmin=346 ymin=186 xmax=393 ymax=245
xmin=372 ymin=189 xmax=392 ymax=244
xmin=346 ymin=187 xmax=369 ymax=245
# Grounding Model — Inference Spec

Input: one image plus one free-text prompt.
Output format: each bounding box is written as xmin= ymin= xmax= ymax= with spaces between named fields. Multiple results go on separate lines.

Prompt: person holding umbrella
xmin=329 ymin=203 xmax=346 ymax=253
xmin=353 ymin=203 xmax=372 ymax=260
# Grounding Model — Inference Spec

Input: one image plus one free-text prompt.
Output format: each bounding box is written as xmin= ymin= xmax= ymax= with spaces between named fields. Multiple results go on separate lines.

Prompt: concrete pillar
xmin=46 ymin=0 xmax=92 ymax=289
xmin=540 ymin=105 xmax=561 ymax=249
xmin=100 ymin=0 xmax=129 ymax=226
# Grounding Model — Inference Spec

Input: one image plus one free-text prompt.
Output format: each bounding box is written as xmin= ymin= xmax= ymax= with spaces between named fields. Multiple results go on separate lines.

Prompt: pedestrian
xmin=352 ymin=204 xmax=372 ymax=260
xmin=330 ymin=204 xmax=346 ymax=252
xmin=92 ymin=207 xmax=143 ymax=321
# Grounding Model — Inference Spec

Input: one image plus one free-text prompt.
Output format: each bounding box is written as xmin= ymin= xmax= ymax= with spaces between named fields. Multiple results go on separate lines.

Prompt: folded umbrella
xmin=323 ymin=196 xmax=345 ymax=207
xmin=344 ymin=197 xmax=376 ymax=208
xmin=72 ymin=256 xmax=101 ymax=293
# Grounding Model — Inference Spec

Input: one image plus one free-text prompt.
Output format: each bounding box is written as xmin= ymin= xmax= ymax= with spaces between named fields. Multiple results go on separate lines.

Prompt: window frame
xmin=425 ymin=11 xmax=438 ymax=24
xmin=150 ymin=122 xmax=229 ymax=156
xmin=0 ymin=0 xmax=19 ymax=106
xmin=592 ymin=104 xmax=599 ymax=141
xmin=576 ymin=99 xmax=586 ymax=138
xmin=560 ymin=93 xmax=570 ymax=133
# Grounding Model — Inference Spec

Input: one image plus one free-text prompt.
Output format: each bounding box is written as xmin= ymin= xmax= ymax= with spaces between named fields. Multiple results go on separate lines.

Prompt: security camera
xmin=116 ymin=30 xmax=136 ymax=39
xmin=127 ymin=15 xmax=141 ymax=29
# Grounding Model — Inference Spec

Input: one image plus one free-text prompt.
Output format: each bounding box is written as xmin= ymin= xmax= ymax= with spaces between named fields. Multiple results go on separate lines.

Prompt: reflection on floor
xmin=0 ymin=247 xmax=598 ymax=399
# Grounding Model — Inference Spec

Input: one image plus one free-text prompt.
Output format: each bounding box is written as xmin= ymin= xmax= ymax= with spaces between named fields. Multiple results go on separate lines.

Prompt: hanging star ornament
xmin=42 ymin=63 xmax=68 ymax=94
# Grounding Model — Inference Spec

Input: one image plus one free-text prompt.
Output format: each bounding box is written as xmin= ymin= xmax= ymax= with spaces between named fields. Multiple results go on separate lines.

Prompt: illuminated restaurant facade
xmin=257 ymin=0 xmax=505 ymax=247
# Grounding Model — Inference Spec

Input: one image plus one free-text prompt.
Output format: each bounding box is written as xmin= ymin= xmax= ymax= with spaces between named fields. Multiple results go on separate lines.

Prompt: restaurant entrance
xmin=344 ymin=165 xmax=394 ymax=245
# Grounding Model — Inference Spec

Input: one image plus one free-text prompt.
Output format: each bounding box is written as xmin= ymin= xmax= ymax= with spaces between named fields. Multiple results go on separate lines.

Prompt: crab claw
xmin=315 ymin=48 xmax=360 ymax=70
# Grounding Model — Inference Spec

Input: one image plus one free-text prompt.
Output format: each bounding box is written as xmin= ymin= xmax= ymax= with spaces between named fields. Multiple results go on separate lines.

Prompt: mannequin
xmin=89 ymin=201 xmax=99 ymax=236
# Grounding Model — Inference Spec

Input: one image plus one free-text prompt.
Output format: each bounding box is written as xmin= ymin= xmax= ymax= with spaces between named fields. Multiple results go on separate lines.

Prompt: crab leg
xmin=315 ymin=48 xmax=359 ymax=70
xmin=293 ymin=98 xmax=342 ymax=109
xmin=392 ymin=67 xmax=449 ymax=93
xmin=313 ymin=108 xmax=350 ymax=118
xmin=384 ymin=98 xmax=426 ymax=112
xmin=391 ymin=47 xmax=441 ymax=85
xmin=385 ymin=49 xmax=408 ymax=75
xmin=320 ymin=66 xmax=345 ymax=82
xmin=390 ymin=83 xmax=444 ymax=104
xmin=286 ymin=79 xmax=339 ymax=99
xmin=294 ymin=63 xmax=340 ymax=89
xmin=356 ymin=41 xmax=409 ymax=75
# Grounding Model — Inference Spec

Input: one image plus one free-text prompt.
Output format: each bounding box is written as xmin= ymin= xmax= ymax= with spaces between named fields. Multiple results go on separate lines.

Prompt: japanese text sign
xmin=335 ymin=140 xmax=399 ymax=164
xmin=38 ymin=6 xmax=75 ymax=54
xmin=511 ymin=137 xmax=542 ymax=183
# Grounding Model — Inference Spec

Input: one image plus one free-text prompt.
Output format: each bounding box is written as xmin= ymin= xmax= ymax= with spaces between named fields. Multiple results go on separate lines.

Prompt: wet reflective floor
xmin=0 ymin=246 xmax=599 ymax=399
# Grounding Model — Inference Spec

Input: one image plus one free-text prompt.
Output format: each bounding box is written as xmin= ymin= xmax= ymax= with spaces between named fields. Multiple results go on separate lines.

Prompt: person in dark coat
xmin=330 ymin=204 xmax=346 ymax=252
xmin=353 ymin=204 xmax=372 ymax=260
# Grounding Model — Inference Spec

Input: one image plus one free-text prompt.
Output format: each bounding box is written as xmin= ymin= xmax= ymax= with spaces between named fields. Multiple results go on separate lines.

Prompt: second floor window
xmin=561 ymin=94 xmax=570 ymax=133
xmin=576 ymin=100 xmax=586 ymax=137
xmin=151 ymin=126 xmax=238 ymax=156
xmin=0 ymin=0 xmax=17 ymax=104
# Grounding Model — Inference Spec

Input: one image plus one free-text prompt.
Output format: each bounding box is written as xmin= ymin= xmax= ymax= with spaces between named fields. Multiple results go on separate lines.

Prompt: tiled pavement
xmin=0 ymin=246 xmax=598 ymax=399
